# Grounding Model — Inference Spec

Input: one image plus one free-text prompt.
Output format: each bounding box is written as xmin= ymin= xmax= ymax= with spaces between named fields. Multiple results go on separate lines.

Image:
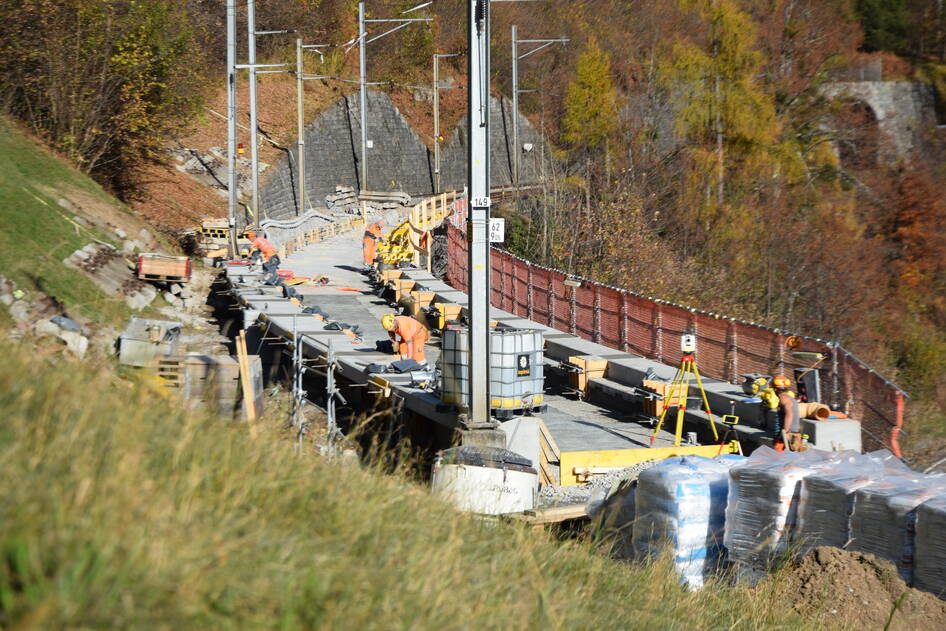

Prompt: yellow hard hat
xmin=750 ymin=377 xmax=769 ymax=395
xmin=381 ymin=314 xmax=396 ymax=330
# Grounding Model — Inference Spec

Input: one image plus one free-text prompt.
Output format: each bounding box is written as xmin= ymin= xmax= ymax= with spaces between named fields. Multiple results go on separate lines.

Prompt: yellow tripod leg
xmin=674 ymin=364 xmax=692 ymax=446
xmin=651 ymin=363 xmax=686 ymax=444
xmin=691 ymin=363 xmax=719 ymax=441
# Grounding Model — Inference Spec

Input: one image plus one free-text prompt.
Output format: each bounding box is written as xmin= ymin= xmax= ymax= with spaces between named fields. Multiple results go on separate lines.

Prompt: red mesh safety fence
xmin=574 ymin=285 xmax=597 ymax=341
xmin=443 ymin=225 xmax=906 ymax=452
xmin=598 ymin=288 xmax=623 ymax=348
xmin=693 ymin=312 xmax=730 ymax=382
xmin=531 ymin=267 xmax=552 ymax=326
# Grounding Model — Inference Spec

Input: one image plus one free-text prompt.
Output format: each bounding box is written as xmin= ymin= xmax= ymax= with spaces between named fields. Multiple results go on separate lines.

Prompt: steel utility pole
xmin=297 ymin=38 xmax=305 ymax=216
xmin=358 ymin=1 xmax=433 ymax=192
xmin=226 ymin=0 xmax=239 ymax=255
xmin=511 ymin=26 xmax=568 ymax=188
xmin=247 ymin=0 xmax=259 ymax=221
xmin=358 ymin=2 xmax=368 ymax=192
xmin=467 ymin=0 xmax=491 ymax=429
xmin=294 ymin=39 xmax=330 ymax=216
xmin=433 ymin=53 xmax=461 ymax=193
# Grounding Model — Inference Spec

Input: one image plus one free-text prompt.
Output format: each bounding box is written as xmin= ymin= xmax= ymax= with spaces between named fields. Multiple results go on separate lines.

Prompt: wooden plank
xmin=522 ymin=504 xmax=589 ymax=524
xmin=558 ymin=444 xmax=724 ymax=486
xmin=536 ymin=418 xmax=561 ymax=460
xmin=236 ymin=330 xmax=258 ymax=439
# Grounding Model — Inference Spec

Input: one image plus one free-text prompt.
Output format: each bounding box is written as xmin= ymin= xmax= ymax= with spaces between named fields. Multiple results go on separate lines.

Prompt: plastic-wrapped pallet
xmin=724 ymin=447 xmax=840 ymax=570
xmin=848 ymin=474 xmax=946 ymax=583
xmin=632 ymin=455 xmax=744 ymax=589
xmin=795 ymin=450 xmax=906 ymax=556
xmin=914 ymin=495 xmax=946 ymax=595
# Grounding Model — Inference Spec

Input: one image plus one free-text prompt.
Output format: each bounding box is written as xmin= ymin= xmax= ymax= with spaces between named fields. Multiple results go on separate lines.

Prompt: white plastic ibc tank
xmin=632 ymin=455 xmax=743 ymax=589
xmin=431 ymin=446 xmax=538 ymax=515
xmin=439 ymin=327 xmax=544 ymax=414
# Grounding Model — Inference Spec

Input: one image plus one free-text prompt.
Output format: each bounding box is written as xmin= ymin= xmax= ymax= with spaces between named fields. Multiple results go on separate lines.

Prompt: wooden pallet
xmin=139 ymin=272 xmax=188 ymax=282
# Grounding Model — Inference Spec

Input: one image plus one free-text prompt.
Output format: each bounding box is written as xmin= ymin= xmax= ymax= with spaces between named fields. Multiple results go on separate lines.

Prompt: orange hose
xmin=891 ymin=393 xmax=904 ymax=458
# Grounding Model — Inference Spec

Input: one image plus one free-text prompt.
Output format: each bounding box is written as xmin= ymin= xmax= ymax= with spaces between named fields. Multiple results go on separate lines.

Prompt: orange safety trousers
xmin=362 ymin=237 xmax=377 ymax=265
xmin=391 ymin=315 xmax=428 ymax=363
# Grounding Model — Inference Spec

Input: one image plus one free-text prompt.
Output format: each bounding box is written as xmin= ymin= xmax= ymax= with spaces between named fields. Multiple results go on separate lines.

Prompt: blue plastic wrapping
xmin=632 ymin=455 xmax=744 ymax=589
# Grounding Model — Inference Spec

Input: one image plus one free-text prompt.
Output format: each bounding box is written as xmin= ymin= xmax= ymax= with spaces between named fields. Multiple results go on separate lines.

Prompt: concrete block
xmin=33 ymin=318 xmax=61 ymax=337
xmin=164 ymin=291 xmax=183 ymax=309
xmin=59 ymin=330 xmax=89 ymax=358
xmin=8 ymin=301 xmax=30 ymax=324
xmin=499 ymin=417 xmax=542 ymax=470
xmin=801 ymin=418 xmax=862 ymax=453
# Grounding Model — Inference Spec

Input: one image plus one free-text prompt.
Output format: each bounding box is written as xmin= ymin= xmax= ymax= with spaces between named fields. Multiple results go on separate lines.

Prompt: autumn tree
xmin=658 ymin=0 xmax=780 ymax=259
xmin=561 ymin=37 xmax=618 ymax=159
xmin=0 ymin=0 xmax=206 ymax=195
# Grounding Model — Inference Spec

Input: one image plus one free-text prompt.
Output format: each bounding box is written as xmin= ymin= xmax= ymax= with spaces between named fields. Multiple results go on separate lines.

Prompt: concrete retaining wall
xmin=260 ymin=91 xmax=544 ymax=220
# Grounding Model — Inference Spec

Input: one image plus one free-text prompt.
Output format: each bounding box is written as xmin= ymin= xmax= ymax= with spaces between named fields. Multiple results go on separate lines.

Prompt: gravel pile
xmin=538 ymin=459 xmax=661 ymax=508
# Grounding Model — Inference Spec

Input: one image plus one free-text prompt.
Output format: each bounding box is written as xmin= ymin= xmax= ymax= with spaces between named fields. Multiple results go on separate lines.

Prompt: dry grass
xmin=0 ymin=351 xmax=810 ymax=629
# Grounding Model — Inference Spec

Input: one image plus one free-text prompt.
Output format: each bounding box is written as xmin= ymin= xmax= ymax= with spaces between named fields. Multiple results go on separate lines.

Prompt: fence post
xmin=776 ymin=333 xmax=786 ymax=375
xmin=527 ymin=266 xmax=534 ymax=321
xmin=549 ymin=282 xmax=556 ymax=328
xmin=593 ymin=287 xmax=602 ymax=344
xmin=510 ymin=257 xmax=522 ymax=317
xmin=654 ymin=303 xmax=663 ymax=363
xmin=569 ymin=284 xmax=578 ymax=336
xmin=620 ymin=292 xmax=629 ymax=352
xmin=831 ymin=343 xmax=841 ymax=411
xmin=499 ymin=256 xmax=507 ymax=311
xmin=728 ymin=320 xmax=738 ymax=384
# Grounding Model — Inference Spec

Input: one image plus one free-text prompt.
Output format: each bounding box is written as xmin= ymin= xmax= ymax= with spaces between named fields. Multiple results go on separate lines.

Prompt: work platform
xmin=223 ymin=222 xmax=858 ymax=487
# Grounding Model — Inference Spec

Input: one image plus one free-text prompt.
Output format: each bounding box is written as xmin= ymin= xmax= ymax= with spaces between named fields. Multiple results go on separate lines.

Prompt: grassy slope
xmin=0 ymin=351 xmax=811 ymax=630
xmin=0 ymin=118 xmax=141 ymax=326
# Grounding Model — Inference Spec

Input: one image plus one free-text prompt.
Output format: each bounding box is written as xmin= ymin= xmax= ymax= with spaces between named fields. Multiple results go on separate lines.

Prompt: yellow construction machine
xmin=375 ymin=219 xmax=420 ymax=266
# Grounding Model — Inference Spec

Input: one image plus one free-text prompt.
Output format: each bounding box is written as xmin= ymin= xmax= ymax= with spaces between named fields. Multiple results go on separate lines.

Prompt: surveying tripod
xmin=650 ymin=352 xmax=720 ymax=446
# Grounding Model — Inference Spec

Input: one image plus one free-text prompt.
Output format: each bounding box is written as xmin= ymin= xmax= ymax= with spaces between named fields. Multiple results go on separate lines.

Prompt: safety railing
xmin=403 ymin=191 xmax=462 ymax=271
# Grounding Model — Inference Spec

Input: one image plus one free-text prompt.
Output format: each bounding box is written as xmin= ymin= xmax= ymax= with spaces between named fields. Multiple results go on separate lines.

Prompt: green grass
xmin=0 ymin=350 xmax=813 ymax=630
xmin=0 ymin=118 xmax=137 ymax=326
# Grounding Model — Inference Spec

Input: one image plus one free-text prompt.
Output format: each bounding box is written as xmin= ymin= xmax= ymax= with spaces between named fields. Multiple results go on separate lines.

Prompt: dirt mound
xmin=781 ymin=546 xmax=946 ymax=630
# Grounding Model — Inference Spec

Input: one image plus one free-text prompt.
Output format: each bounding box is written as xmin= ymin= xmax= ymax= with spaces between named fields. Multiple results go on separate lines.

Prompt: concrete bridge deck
xmin=224 ymin=222 xmax=860 ymax=485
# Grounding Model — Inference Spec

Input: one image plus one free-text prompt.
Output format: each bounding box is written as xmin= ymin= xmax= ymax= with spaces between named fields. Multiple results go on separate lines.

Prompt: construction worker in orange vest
xmin=381 ymin=313 xmax=428 ymax=365
xmin=246 ymin=231 xmax=280 ymax=273
xmin=362 ymin=220 xmax=385 ymax=270
xmin=762 ymin=375 xmax=803 ymax=452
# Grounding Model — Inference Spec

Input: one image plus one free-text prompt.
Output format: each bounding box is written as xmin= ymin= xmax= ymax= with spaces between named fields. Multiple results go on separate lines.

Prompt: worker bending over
xmin=245 ymin=231 xmax=280 ymax=273
xmin=760 ymin=375 xmax=802 ymax=451
xmin=381 ymin=313 xmax=428 ymax=365
xmin=362 ymin=220 xmax=385 ymax=270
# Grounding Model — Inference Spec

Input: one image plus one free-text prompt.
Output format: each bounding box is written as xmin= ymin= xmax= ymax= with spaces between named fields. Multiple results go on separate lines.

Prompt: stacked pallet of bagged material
xmin=914 ymin=495 xmax=946 ymax=595
xmin=632 ymin=455 xmax=744 ymax=589
xmin=795 ymin=451 xmax=901 ymax=556
xmin=724 ymin=447 xmax=840 ymax=573
xmin=848 ymin=473 xmax=946 ymax=583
